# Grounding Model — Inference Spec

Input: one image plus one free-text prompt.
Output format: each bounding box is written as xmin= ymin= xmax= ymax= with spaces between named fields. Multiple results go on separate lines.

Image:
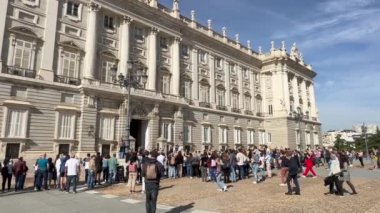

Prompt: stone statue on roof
xmin=290 ymin=42 xmax=299 ymax=60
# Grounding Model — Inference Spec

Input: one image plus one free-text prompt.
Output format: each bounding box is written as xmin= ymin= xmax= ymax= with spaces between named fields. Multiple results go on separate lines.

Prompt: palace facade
xmin=0 ymin=0 xmax=321 ymax=160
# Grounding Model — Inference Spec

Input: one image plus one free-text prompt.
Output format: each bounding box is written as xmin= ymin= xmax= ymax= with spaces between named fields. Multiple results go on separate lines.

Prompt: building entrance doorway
xmin=5 ymin=143 xmax=20 ymax=159
xmin=58 ymin=144 xmax=70 ymax=155
xmin=130 ymin=119 xmax=148 ymax=151
xmin=102 ymin=144 xmax=111 ymax=157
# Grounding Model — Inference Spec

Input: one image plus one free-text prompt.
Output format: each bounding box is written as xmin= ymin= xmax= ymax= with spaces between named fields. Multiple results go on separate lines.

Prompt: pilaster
xmin=0 ymin=0 xmax=9 ymax=72
xmin=83 ymin=3 xmax=99 ymax=79
xmin=191 ymin=48 xmax=198 ymax=100
xmin=309 ymin=83 xmax=317 ymax=118
xmin=119 ymin=16 xmax=132 ymax=76
xmin=225 ymin=61 xmax=230 ymax=106
xmin=78 ymin=94 xmax=97 ymax=153
xmin=39 ymin=0 xmax=59 ymax=81
xmin=281 ymin=66 xmax=290 ymax=114
xmin=292 ymin=75 xmax=299 ymax=111
xmin=171 ymin=37 xmax=181 ymax=96
xmin=238 ymin=66 xmax=244 ymax=110
xmin=147 ymin=27 xmax=158 ymax=90
xmin=301 ymin=79 xmax=308 ymax=113
xmin=209 ymin=54 xmax=215 ymax=104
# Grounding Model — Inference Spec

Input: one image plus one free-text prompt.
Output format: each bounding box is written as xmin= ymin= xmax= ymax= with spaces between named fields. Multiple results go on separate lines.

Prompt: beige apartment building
xmin=0 ymin=0 xmax=321 ymax=160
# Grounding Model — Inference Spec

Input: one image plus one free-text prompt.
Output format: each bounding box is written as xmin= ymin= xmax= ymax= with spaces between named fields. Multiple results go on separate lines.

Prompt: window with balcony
xmin=202 ymin=125 xmax=211 ymax=143
xmin=13 ymin=40 xmax=33 ymax=70
xmin=231 ymin=91 xmax=239 ymax=109
xmin=161 ymin=75 xmax=171 ymax=94
xmin=259 ymin=130 xmax=266 ymax=145
xmin=219 ymin=127 xmax=228 ymax=144
xmin=4 ymin=109 xmax=28 ymax=138
xmin=56 ymin=112 xmax=76 ymax=140
xmin=244 ymin=94 xmax=251 ymax=111
xmin=200 ymin=85 xmax=210 ymax=103
xmin=216 ymin=89 xmax=225 ymax=108
xmin=65 ymin=1 xmax=82 ymax=20
xmin=181 ymin=80 xmax=191 ymax=99
xmin=134 ymin=27 xmax=145 ymax=43
xmin=234 ymin=128 xmax=241 ymax=144
xmin=161 ymin=122 xmax=172 ymax=142
xmin=247 ymin=130 xmax=255 ymax=145
xmin=57 ymin=49 xmax=80 ymax=85
xmin=183 ymin=125 xmax=192 ymax=143
xmin=101 ymin=60 xmax=116 ymax=83
xmin=99 ymin=115 xmax=115 ymax=141
xmin=104 ymin=15 xmax=115 ymax=30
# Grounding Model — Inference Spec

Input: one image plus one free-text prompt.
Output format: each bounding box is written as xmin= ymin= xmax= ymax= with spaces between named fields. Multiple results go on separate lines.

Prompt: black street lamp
xmin=293 ymin=107 xmax=304 ymax=151
xmin=361 ymin=123 xmax=369 ymax=161
xmin=111 ymin=60 xmax=147 ymax=153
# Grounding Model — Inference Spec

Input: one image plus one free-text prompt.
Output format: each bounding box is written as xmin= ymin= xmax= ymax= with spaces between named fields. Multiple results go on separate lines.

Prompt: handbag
xmin=324 ymin=176 xmax=333 ymax=186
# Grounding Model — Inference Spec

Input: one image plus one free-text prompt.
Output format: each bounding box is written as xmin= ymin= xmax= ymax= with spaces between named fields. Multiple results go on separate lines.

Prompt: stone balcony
xmin=3 ymin=66 xmax=36 ymax=78
xmin=216 ymin=105 xmax=227 ymax=111
xmin=199 ymin=102 xmax=211 ymax=108
xmin=244 ymin=110 xmax=253 ymax=115
xmin=231 ymin=108 xmax=241 ymax=113
xmin=55 ymin=75 xmax=81 ymax=86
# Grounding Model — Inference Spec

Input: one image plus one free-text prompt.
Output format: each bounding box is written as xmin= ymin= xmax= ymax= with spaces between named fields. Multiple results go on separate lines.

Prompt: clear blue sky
xmin=159 ymin=0 xmax=380 ymax=131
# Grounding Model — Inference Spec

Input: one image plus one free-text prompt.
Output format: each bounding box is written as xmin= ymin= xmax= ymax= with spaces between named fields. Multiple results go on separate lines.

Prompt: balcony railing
xmin=216 ymin=105 xmax=227 ymax=111
xmin=199 ymin=102 xmax=211 ymax=108
xmin=231 ymin=108 xmax=241 ymax=113
xmin=245 ymin=110 xmax=253 ymax=115
xmin=55 ymin=75 xmax=81 ymax=86
xmin=4 ymin=66 xmax=36 ymax=78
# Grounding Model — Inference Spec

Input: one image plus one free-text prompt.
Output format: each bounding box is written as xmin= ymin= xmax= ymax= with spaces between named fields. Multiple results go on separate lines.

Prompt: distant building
xmin=352 ymin=124 xmax=379 ymax=135
xmin=322 ymin=124 xmax=379 ymax=147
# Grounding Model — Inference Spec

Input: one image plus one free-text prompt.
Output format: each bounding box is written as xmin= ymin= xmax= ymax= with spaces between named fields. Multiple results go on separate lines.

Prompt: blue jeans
xmin=230 ymin=166 xmax=236 ymax=182
xmin=87 ymin=171 xmax=95 ymax=189
xmin=37 ymin=170 xmax=48 ymax=190
xmin=15 ymin=174 xmax=25 ymax=190
xmin=210 ymin=167 xmax=216 ymax=182
xmin=67 ymin=175 xmax=78 ymax=193
xmin=109 ymin=169 xmax=116 ymax=184
xmin=186 ymin=165 xmax=193 ymax=177
xmin=251 ymin=164 xmax=259 ymax=182
xmin=216 ymin=173 xmax=226 ymax=190
xmin=238 ymin=165 xmax=245 ymax=180
xmin=169 ymin=166 xmax=176 ymax=178
xmin=103 ymin=167 xmax=109 ymax=183
xmin=145 ymin=182 xmax=159 ymax=213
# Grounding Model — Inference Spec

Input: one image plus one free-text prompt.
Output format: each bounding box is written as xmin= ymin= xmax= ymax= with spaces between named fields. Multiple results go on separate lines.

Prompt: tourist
xmin=279 ymin=150 xmax=289 ymax=186
xmin=200 ymin=151 xmax=208 ymax=182
xmin=168 ymin=152 xmax=176 ymax=179
xmin=36 ymin=154 xmax=48 ymax=191
xmin=127 ymin=156 xmax=138 ymax=193
xmin=59 ymin=154 xmax=68 ymax=190
xmin=65 ymin=153 xmax=80 ymax=194
xmin=236 ymin=149 xmax=247 ymax=180
xmin=358 ymin=150 xmax=364 ymax=167
xmin=1 ymin=158 xmax=13 ymax=192
xmin=13 ymin=157 xmax=27 ymax=191
xmin=285 ymin=151 xmax=301 ymax=195
xmin=221 ymin=151 xmax=230 ymax=183
xmin=87 ymin=155 xmax=96 ymax=189
xmin=265 ymin=151 xmax=272 ymax=178
xmin=374 ymin=147 xmax=380 ymax=169
xmin=54 ymin=154 xmax=61 ymax=189
xmin=176 ymin=151 xmax=184 ymax=178
xmin=191 ymin=151 xmax=200 ymax=178
xmin=83 ymin=153 xmax=91 ymax=184
xmin=339 ymin=151 xmax=357 ymax=195
xmin=186 ymin=153 xmax=193 ymax=178
xmin=142 ymin=150 xmax=164 ymax=213
xmin=302 ymin=152 xmax=317 ymax=178
xmin=215 ymin=155 xmax=227 ymax=192
xmin=229 ymin=150 xmax=237 ymax=183
xmin=95 ymin=152 xmax=102 ymax=185
xmin=327 ymin=151 xmax=343 ymax=196
xmin=108 ymin=153 xmax=118 ymax=184
xmin=47 ymin=157 xmax=56 ymax=188
xmin=251 ymin=149 xmax=261 ymax=184
xmin=102 ymin=155 xmax=110 ymax=184
xmin=209 ymin=152 xmax=217 ymax=182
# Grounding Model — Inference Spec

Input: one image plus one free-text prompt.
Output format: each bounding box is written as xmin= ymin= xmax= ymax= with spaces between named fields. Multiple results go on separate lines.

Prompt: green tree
xmin=334 ymin=134 xmax=352 ymax=151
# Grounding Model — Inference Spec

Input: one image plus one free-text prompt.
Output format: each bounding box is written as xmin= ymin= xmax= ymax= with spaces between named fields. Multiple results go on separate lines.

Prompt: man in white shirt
xmin=65 ymin=153 xmax=80 ymax=194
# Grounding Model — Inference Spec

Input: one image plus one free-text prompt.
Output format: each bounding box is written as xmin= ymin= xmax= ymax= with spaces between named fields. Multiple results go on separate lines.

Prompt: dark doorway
xmin=6 ymin=143 xmax=20 ymax=159
xmin=130 ymin=119 xmax=143 ymax=152
xmin=102 ymin=144 xmax=110 ymax=157
xmin=59 ymin=144 xmax=70 ymax=155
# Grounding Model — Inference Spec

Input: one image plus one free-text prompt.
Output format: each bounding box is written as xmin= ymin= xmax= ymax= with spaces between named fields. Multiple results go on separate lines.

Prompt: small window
xmin=11 ymin=86 xmax=27 ymax=98
xmin=104 ymin=15 xmax=114 ymax=29
xmin=268 ymin=104 xmax=273 ymax=115
xmin=182 ymin=45 xmax=189 ymax=57
xmin=61 ymin=93 xmax=74 ymax=103
xmin=67 ymin=2 xmax=80 ymax=17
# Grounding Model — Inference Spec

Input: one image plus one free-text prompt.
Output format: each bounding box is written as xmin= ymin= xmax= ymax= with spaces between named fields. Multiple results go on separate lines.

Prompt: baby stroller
xmin=116 ymin=166 xmax=126 ymax=183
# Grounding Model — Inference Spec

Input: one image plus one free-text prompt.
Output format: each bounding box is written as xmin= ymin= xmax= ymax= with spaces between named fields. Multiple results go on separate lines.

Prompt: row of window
xmin=295 ymin=130 xmax=320 ymax=145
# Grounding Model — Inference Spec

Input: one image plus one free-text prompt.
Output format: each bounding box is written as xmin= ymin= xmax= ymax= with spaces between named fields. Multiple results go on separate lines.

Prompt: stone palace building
xmin=0 ymin=0 xmax=321 ymax=160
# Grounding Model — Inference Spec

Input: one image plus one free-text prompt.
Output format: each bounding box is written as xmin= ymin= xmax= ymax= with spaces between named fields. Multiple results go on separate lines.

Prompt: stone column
xmin=249 ymin=69 xmax=255 ymax=111
xmin=0 ymin=0 xmax=9 ymax=72
xmin=191 ymin=48 xmax=198 ymax=100
xmin=39 ymin=0 xmax=59 ymax=81
xmin=147 ymin=27 xmax=158 ymax=90
xmin=209 ymin=55 xmax=215 ymax=103
xmin=301 ymin=79 xmax=308 ymax=113
xmin=292 ymin=75 xmax=299 ymax=110
xmin=225 ymin=61 xmax=230 ymax=106
xmin=83 ymin=3 xmax=99 ymax=79
xmin=119 ymin=16 xmax=132 ymax=76
xmin=309 ymin=83 xmax=317 ymax=118
xmin=281 ymin=66 xmax=290 ymax=114
xmin=171 ymin=37 xmax=181 ymax=96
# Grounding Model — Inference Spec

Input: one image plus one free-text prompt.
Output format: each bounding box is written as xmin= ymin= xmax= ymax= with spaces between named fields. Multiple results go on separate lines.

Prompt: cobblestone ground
xmin=99 ymin=166 xmax=380 ymax=213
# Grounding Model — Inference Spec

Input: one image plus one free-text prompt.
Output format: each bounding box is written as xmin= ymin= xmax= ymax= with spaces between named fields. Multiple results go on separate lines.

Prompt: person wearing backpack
xmin=142 ymin=150 xmax=164 ymax=213
xmin=127 ymin=156 xmax=138 ymax=193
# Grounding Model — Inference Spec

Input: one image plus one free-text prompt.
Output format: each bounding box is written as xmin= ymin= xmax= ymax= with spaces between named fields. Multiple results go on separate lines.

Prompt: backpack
xmin=128 ymin=163 xmax=137 ymax=173
xmin=146 ymin=163 xmax=158 ymax=180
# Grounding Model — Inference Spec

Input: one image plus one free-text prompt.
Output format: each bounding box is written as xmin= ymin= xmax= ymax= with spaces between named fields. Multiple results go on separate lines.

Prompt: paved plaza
xmin=1 ymin=163 xmax=380 ymax=213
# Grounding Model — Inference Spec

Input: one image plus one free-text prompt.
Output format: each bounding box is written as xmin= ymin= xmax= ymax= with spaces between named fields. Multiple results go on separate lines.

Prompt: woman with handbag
xmin=327 ymin=152 xmax=344 ymax=196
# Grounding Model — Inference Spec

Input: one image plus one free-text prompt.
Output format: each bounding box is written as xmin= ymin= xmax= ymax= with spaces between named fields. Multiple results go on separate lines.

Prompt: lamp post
xmin=293 ymin=107 xmax=304 ymax=151
xmin=111 ymin=60 xmax=147 ymax=153
xmin=361 ymin=123 xmax=369 ymax=161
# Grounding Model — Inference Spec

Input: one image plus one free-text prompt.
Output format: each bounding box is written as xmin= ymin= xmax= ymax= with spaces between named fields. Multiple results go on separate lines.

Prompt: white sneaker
xmin=280 ymin=183 xmax=286 ymax=186
xmin=223 ymin=186 xmax=228 ymax=192
xmin=312 ymin=176 xmax=317 ymax=178
xmin=301 ymin=175 xmax=306 ymax=178
xmin=253 ymin=181 xmax=257 ymax=184
xmin=217 ymin=189 xmax=223 ymax=192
